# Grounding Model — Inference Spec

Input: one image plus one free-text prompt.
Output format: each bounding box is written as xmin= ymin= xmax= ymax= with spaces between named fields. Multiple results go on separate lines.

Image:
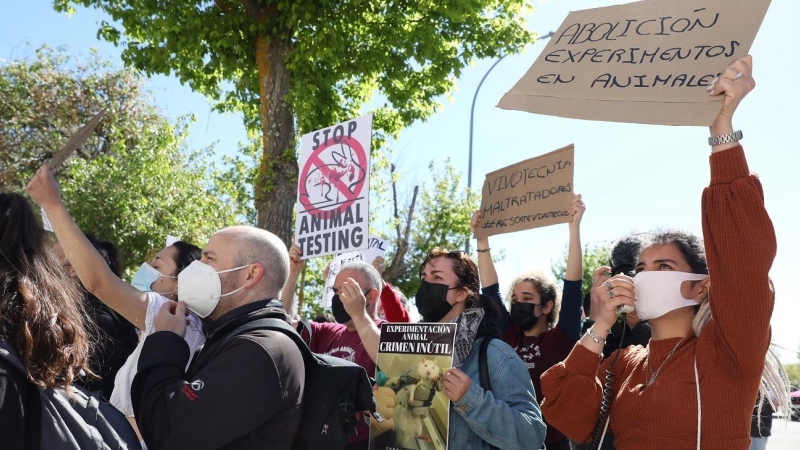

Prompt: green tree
xmin=382 ymin=159 xmax=479 ymax=297
xmin=54 ymin=0 xmax=536 ymax=245
xmin=0 ymin=46 xmax=254 ymax=274
xmin=551 ymin=243 xmax=610 ymax=298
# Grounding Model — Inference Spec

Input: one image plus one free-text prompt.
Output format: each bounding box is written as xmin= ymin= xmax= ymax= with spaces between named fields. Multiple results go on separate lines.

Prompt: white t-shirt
xmin=110 ymin=293 xmax=206 ymax=417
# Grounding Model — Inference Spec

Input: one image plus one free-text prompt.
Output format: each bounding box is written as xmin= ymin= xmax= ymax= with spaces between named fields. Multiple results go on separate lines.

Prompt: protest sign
xmin=362 ymin=235 xmax=389 ymax=267
xmin=48 ymin=109 xmax=107 ymax=169
xmin=165 ymin=235 xmax=180 ymax=247
xmin=475 ymin=145 xmax=574 ymax=239
xmin=322 ymin=251 xmax=364 ymax=308
xmin=296 ymin=115 xmax=372 ymax=259
xmin=371 ymin=323 xmax=457 ymax=450
xmin=497 ymin=0 xmax=772 ymax=126
xmin=321 ymin=236 xmax=387 ymax=307
xmin=41 ymin=208 xmax=54 ymax=232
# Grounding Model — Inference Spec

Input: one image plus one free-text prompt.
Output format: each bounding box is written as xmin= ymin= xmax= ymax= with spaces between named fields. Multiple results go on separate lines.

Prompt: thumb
xmin=176 ymin=301 xmax=188 ymax=317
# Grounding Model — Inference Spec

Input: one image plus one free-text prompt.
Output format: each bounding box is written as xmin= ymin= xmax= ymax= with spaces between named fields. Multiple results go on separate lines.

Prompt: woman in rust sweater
xmin=540 ymin=55 xmax=773 ymax=450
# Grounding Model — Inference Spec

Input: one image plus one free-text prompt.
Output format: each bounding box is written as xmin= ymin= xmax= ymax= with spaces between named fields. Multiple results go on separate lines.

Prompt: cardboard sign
xmin=371 ymin=323 xmax=457 ymax=450
xmin=48 ymin=109 xmax=107 ymax=169
xmin=497 ymin=0 xmax=772 ymax=126
xmin=295 ymin=115 xmax=372 ymax=259
xmin=475 ymin=145 xmax=574 ymax=238
xmin=322 ymin=251 xmax=364 ymax=307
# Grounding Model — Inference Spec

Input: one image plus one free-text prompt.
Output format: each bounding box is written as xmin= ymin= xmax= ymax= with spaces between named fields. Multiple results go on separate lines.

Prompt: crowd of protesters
xmin=0 ymin=55 xmax=793 ymax=450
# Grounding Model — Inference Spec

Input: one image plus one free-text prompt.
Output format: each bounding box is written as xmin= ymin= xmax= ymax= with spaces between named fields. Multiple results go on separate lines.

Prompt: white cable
xmin=694 ymin=356 xmax=701 ymax=450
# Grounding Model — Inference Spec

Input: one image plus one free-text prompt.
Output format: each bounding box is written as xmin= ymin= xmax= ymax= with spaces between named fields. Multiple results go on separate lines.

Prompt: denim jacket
xmin=449 ymin=336 xmax=546 ymax=449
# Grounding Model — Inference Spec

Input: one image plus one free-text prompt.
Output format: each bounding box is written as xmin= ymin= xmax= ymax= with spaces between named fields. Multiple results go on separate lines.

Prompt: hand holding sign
xmin=26 ymin=166 xmax=63 ymax=211
xmin=569 ymin=194 xmax=586 ymax=229
xmin=288 ymin=244 xmax=306 ymax=277
xmin=708 ymin=55 xmax=755 ymax=131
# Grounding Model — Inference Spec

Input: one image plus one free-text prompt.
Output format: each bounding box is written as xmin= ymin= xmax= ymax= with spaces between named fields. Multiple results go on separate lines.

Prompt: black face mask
xmin=331 ymin=290 xmax=371 ymax=324
xmin=510 ymin=302 xmax=541 ymax=331
xmin=415 ymin=280 xmax=456 ymax=323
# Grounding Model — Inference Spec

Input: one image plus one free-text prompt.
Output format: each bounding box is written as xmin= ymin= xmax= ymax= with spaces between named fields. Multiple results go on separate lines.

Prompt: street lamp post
xmin=465 ymin=32 xmax=553 ymax=254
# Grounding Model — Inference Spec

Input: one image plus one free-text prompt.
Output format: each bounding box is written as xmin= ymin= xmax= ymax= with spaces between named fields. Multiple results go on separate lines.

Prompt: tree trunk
xmin=253 ymin=35 xmax=296 ymax=247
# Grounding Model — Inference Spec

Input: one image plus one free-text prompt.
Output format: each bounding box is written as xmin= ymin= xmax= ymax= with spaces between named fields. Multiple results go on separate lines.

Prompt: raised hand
xmin=25 ymin=166 xmax=63 ymax=209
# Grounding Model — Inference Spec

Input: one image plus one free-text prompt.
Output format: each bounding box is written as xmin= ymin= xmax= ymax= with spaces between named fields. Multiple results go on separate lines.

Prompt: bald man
xmin=131 ymin=226 xmax=305 ymax=449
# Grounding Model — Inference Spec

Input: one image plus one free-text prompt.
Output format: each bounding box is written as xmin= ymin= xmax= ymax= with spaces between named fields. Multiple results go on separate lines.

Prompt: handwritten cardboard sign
xmin=48 ymin=109 xmax=107 ymax=169
xmin=498 ymin=0 xmax=772 ymax=126
xmin=475 ymin=145 xmax=574 ymax=238
xmin=295 ymin=115 xmax=372 ymax=259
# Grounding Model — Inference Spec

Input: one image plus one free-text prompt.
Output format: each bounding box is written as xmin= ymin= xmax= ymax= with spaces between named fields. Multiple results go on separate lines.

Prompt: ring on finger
xmin=732 ymin=71 xmax=743 ymax=81
xmin=609 ymin=288 xmax=616 ymax=298
xmin=605 ymin=280 xmax=614 ymax=292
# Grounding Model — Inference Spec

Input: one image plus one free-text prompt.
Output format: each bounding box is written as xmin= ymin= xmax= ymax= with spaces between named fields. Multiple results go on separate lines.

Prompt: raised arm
xmin=702 ymin=55 xmax=774 ymax=375
xmin=471 ymin=210 xmax=498 ymax=287
xmin=558 ymin=195 xmax=586 ymax=342
xmin=280 ymin=244 xmax=305 ymax=316
xmin=26 ymin=167 xmax=149 ymax=328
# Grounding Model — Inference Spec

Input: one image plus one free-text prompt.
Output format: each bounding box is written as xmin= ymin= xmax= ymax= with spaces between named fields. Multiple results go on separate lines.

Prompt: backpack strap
xmin=478 ymin=335 xmax=496 ymax=392
xmin=222 ymin=317 xmax=315 ymax=364
xmin=478 ymin=335 xmax=502 ymax=450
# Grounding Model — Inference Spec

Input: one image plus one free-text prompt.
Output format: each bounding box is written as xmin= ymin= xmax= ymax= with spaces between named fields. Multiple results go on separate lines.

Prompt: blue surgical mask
xmin=131 ymin=262 xmax=175 ymax=292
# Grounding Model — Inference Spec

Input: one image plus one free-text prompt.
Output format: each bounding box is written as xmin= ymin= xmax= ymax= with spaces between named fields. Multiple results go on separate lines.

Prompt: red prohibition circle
xmin=298 ymin=136 xmax=368 ymax=214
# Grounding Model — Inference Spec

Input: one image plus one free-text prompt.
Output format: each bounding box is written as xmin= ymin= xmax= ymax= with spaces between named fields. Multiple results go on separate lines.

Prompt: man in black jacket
xmin=132 ymin=226 xmax=305 ymax=449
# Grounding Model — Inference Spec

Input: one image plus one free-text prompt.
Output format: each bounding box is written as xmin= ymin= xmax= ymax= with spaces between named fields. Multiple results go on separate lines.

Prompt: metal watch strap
xmin=708 ymin=130 xmax=742 ymax=146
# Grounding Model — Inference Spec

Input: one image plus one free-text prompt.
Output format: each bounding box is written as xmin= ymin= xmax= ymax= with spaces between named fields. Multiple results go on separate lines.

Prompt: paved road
xmin=765 ymin=418 xmax=800 ymax=449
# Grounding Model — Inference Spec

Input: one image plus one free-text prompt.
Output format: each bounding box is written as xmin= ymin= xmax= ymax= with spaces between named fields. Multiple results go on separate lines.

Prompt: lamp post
xmin=465 ymin=31 xmax=553 ymax=254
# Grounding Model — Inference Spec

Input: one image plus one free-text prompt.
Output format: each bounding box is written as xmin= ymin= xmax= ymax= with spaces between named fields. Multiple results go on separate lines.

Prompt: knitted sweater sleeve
xmin=701 ymin=145 xmax=775 ymax=376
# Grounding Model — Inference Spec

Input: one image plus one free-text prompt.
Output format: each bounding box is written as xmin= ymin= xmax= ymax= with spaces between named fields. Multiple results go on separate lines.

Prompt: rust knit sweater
xmin=540 ymin=146 xmax=775 ymax=450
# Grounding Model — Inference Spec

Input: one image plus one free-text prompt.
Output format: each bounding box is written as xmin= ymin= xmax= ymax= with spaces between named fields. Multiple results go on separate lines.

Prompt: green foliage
xmin=54 ymin=0 xmax=536 ymax=138
xmin=386 ymin=159 xmax=479 ymax=297
xmin=786 ymin=363 xmax=800 ymax=390
xmin=551 ymin=243 xmax=610 ymax=297
xmin=0 ymin=46 xmax=254 ymax=275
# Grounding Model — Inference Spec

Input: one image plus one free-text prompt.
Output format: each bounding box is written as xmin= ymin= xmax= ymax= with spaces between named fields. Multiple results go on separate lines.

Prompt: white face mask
xmin=177 ymin=261 xmax=250 ymax=318
xmin=634 ymin=271 xmax=709 ymax=320
xmin=131 ymin=262 xmax=176 ymax=294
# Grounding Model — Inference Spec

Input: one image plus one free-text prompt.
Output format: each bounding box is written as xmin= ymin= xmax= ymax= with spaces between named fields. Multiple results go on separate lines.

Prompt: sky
xmin=3 ymin=1 xmax=798 ymax=362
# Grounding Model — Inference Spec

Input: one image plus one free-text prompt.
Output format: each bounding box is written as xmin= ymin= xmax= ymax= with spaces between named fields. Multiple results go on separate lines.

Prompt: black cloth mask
xmin=415 ymin=281 xmax=457 ymax=322
xmin=331 ymin=289 xmax=371 ymax=324
xmin=510 ymin=302 xmax=541 ymax=332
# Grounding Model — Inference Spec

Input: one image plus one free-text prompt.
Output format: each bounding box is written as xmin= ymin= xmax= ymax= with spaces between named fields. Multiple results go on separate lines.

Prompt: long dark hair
xmin=0 ymin=193 xmax=93 ymax=389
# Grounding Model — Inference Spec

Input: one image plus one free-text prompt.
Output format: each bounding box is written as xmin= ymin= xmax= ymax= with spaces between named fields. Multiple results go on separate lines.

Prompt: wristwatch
xmin=708 ymin=130 xmax=742 ymax=146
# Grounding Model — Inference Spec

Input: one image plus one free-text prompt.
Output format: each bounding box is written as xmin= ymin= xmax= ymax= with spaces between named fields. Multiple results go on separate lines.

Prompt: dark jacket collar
xmin=202 ymin=299 xmax=288 ymax=340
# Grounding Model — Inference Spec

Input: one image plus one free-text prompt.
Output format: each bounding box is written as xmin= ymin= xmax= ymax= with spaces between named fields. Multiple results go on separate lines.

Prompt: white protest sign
xmin=295 ymin=115 xmax=372 ymax=259
xmin=165 ymin=235 xmax=180 ymax=247
xmin=322 ymin=251 xmax=364 ymax=308
xmin=362 ymin=235 xmax=389 ymax=266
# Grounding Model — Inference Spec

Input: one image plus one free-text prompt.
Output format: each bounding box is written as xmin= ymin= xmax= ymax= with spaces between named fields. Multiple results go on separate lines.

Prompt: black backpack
xmin=0 ymin=338 xmax=141 ymax=450
xmin=224 ymin=317 xmax=380 ymax=450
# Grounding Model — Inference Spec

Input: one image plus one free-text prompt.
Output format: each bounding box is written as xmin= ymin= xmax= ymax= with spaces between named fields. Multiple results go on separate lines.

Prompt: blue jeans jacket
xmin=449 ymin=337 xmax=546 ymax=449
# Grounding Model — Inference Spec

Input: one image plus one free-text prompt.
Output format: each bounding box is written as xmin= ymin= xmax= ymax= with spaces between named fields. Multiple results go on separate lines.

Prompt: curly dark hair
xmin=0 ymin=193 xmax=93 ymax=390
